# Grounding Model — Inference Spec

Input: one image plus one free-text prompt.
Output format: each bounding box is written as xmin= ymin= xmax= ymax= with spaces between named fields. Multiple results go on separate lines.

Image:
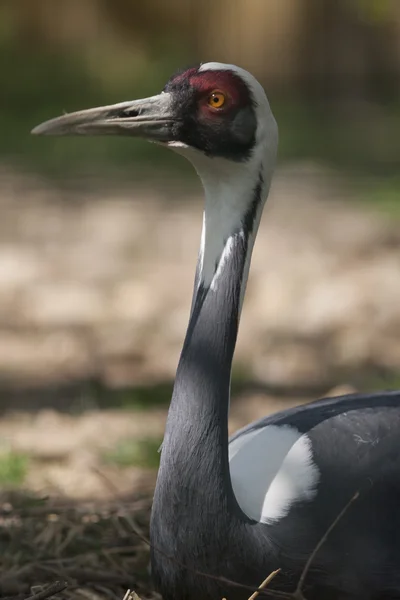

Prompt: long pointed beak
xmin=31 ymin=92 xmax=176 ymax=141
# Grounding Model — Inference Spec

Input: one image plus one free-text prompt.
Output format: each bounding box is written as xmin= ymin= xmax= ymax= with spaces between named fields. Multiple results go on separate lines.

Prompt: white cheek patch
xmin=229 ymin=425 xmax=320 ymax=523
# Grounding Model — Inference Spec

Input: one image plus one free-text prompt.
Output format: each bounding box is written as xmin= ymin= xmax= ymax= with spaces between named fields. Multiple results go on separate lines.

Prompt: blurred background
xmin=0 ymin=0 xmax=400 ymax=500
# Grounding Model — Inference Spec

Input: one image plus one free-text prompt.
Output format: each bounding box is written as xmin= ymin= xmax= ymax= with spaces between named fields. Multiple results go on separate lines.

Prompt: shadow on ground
xmin=1 ymin=363 xmax=400 ymax=414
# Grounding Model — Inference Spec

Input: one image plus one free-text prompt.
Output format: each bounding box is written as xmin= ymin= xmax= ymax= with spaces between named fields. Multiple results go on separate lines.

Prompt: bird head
xmin=32 ymin=62 xmax=278 ymax=173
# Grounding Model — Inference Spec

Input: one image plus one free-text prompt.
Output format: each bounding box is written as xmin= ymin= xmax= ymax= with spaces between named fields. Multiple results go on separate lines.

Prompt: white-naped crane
xmin=33 ymin=62 xmax=400 ymax=600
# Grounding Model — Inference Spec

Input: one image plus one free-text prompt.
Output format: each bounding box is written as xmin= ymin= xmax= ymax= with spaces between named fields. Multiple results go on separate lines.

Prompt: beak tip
xmin=31 ymin=123 xmax=48 ymax=136
xmin=31 ymin=118 xmax=65 ymax=136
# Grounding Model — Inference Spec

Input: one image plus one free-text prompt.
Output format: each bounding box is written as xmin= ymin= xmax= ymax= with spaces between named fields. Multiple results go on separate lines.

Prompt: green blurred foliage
xmin=354 ymin=175 xmax=400 ymax=216
xmin=0 ymin=37 xmax=192 ymax=179
xmin=0 ymin=448 xmax=28 ymax=486
xmin=103 ymin=437 xmax=162 ymax=469
xmin=354 ymin=0 xmax=393 ymax=23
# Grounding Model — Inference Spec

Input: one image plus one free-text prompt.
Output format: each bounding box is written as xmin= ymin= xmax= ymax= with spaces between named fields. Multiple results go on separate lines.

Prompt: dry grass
xmin=0 ymin=491 xmax=155 ymax=600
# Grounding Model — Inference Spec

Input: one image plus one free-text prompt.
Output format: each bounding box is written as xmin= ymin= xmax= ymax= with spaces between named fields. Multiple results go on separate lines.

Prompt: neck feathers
xmin=197 ymin=165 xmax=265 ymax=306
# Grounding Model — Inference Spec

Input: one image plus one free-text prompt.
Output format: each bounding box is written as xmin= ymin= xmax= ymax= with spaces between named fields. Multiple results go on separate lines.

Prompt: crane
xmin=33 ymin=62 xmax=400 ymax=600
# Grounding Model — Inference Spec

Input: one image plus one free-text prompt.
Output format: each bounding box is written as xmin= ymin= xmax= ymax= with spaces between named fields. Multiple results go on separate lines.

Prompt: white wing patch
xmin=229 ymin=425 xmax=320 ymax=523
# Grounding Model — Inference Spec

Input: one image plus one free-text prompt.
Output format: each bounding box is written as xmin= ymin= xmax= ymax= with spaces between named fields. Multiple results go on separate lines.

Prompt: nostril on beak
xmin=105 ymin=106 xmax=141 ymax=120
xmin=122 ymin=107 xmax=140 ymax=118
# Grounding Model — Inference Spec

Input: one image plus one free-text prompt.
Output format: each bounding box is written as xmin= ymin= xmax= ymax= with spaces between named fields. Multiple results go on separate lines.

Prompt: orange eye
xmin=207 ymin=91 xmax=226 ymax=109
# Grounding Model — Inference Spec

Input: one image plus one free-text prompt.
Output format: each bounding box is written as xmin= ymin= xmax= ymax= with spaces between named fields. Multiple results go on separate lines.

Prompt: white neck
xmin=189 ymin=145 xmax=276 ymax=314
xmin=199 ymin=158 xmax=264 ymax=288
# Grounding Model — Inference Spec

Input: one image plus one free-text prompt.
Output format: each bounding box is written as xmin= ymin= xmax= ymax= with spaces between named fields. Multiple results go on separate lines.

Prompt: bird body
xmin=152 ymin=391 xmax=400 ymax=600
xmin=33 ymin=62 xmax=400 ymax=600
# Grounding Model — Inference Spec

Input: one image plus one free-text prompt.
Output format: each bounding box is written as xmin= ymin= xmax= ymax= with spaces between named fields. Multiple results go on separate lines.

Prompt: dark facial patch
xmin=163 ymin=65 xmax=257 ymax=161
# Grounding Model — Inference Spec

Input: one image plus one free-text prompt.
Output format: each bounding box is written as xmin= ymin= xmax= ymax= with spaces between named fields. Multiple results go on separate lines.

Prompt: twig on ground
xmin=121 ymin=591 xmax=141 ymax=600
xmin=57 ymin=570 xmax=134 ymax=586
xmin=248 ymin=570 xmax=280 ymax=600
xmin=222 ymin=570 xmax=281 ymax=600
xmin=24 ymin=581 xmax=68 ymax=600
